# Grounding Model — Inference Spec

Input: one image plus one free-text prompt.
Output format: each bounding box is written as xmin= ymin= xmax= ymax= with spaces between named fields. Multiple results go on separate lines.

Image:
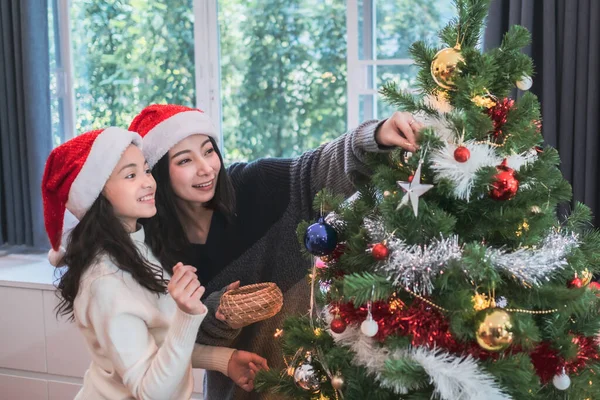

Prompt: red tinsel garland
xmin=530 ymin=336 xmax=600 ymax=383
xmin=487 ymin=98 xmax=514 ymax=140
xmin=334 ymin=299 xmax=600 ymax=382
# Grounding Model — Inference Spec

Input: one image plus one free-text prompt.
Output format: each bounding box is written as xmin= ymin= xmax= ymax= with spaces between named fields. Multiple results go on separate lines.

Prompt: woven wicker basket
xmin=219 ymin=282 xmax=283 ymax=326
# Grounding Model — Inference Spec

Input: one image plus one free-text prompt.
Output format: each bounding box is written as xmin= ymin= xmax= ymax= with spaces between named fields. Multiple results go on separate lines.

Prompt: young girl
xmin=42 ymin=127 xmax=267 ymax=399
xmin=128 ymin=104 xmax=422 ymax=399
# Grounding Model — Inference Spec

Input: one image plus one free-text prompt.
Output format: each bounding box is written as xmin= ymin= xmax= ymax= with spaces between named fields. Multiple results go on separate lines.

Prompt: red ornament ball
xmin=330 ymin=317 xmax=347 ymax=334
xmin=569 ymin=278 xmax=583 ymax=288
xmin=490 ymin=160 xmax=519 ymax=201
xmin=589 ymin=282 xmax=600 ymax=290
xmin=371 ymin=243 xmax=389 ymax=260
xmin=408 ymin=175 xmax=414 ymax=183
xmin=454 ymin=146 xmax=471 ymax=163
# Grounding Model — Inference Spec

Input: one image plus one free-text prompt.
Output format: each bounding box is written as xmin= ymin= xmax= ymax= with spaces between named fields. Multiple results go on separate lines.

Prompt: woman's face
xmin=103 ymin=144 xmax=156 ymax=232
xmin=168 ymin=134 xmax=221 ymax=205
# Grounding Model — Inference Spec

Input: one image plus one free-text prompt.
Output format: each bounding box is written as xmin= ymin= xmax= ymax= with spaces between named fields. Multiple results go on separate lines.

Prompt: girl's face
xmin=103 ymin=145 xmax=156 ymax=232
xmin=168 ymin=134 xmax=221 ymax=205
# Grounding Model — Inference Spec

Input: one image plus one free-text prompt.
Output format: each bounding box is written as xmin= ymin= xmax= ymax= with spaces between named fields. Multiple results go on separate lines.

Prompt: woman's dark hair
xmin=142 ymin=137 xmax=235 ymax=273
xmin=56 ymin=194 xmax=167 ymax=320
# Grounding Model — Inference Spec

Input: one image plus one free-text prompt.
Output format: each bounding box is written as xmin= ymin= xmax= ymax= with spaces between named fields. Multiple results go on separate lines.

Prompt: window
xmin=347 ymin=0 xmax=456 ymax=128
xmin=216 ymin=0 xmax=347 ymax=163
xmin=49 ymin=0 xmax=198 ymax=144
xmin=49 ymin=0 xmax=455 ymax=160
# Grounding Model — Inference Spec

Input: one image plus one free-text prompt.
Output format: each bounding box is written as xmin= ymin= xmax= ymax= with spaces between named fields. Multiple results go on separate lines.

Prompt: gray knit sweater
xmin=190 ymin=119 xmax=387 ymax=400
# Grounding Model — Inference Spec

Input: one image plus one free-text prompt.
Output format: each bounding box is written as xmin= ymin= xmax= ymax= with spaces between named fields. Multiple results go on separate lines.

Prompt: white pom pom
xmin=360 ymin=318 xmax=379 ymax=337
xmin=48 ymin=247 xmax=65 ymax=267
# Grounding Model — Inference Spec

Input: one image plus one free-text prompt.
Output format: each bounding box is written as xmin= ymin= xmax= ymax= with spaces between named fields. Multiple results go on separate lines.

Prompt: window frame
xmin=52 ymin=0 xmax=422 ymax=143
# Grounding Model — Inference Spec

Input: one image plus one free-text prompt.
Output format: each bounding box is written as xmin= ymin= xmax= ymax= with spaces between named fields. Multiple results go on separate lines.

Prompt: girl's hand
xmin=168 ymin=262 xmax=206 ymax=315
xmin=227 ymin=350 xmax=269 ymax=392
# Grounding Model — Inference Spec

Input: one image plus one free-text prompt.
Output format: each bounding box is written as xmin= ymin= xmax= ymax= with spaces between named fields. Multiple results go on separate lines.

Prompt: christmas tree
xmin=255 ymin=0 xmax=600 ymax=399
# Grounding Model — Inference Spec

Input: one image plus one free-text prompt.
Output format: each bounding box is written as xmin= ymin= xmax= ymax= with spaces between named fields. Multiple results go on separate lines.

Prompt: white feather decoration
xmin=415 ymin=111 xmax=455 ymax=142
xmin=424 ymin=93 xmax=454 ymax=114
xmin=325 ymin=309 xmax=511 ymax=399
xmin=505 ymin=148 xmax=538 ymax=171
xmin=430 ymin=141 xmax=500 ymax=200
xmin=411 ymin=347 xmax=511 ymax=400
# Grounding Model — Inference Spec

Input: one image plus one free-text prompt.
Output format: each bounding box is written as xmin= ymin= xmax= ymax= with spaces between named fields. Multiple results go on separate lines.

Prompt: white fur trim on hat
xmin=143 ymin=110 xmax=218 ymax=167
xmin=66 ymin=127 xmax=142 ymax=219
xmin=48 ymin=247 xmax=66 ymax=267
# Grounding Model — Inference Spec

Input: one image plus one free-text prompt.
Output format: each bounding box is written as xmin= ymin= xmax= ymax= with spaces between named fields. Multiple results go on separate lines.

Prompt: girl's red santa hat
xmin=129 ymin=104 xmax=218 ymax=168
xmin=41 ymin=127 xmax=142 ymax=266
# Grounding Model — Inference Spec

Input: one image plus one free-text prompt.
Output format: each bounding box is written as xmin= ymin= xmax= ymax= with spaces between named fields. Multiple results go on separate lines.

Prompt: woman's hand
xmin=375 ymin=111 xmax=424 ymax=151
xmin=227 ymin=350 xmax=269 ymax=392
xmin=168 ymin=262 xmax=206 ymax=315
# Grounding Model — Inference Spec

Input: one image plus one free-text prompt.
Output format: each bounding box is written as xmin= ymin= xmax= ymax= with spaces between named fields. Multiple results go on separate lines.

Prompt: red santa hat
xmin=41 ymin=127 xmax=142 ymax=266
xmin=128 ymin=104 xmax=218 ymax=168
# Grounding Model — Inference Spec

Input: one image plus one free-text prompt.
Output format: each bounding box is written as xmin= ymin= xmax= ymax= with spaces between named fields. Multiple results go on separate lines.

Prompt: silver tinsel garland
xmin=365 ymin=218 xmax=462 ymax=295
xmin=377 ymin=236 xmax=463 ymax=295
xmin=364 ymin=219 xmax=579 ymax=293
xmin=487 ymin=231 xmax=579 ymax=286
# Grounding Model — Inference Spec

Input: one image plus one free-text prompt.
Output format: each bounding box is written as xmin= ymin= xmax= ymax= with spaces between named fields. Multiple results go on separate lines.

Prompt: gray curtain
xmin=0 ymin=0 xmax=52 ymax=248
xmin=485 ymin=0 xmax=600 ymax=222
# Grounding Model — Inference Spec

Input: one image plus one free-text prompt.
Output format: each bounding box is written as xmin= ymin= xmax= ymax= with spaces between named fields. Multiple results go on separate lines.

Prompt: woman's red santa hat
xmin=41 ymin=127 xmax=142 ymax=266
xmin=129 ymin=104 xmax=218 ymax=168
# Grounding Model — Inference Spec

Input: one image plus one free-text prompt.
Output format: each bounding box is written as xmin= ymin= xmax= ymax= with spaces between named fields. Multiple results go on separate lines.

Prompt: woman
xmin=130 ymin=105 xmax=422 ymax=399
xmin=42 ymin=127 xmax=267 ymax=399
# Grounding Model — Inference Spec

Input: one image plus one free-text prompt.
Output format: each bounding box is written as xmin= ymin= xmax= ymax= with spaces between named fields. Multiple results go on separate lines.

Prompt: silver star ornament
xmin=396 ymin=161 xmax=434 ymax=216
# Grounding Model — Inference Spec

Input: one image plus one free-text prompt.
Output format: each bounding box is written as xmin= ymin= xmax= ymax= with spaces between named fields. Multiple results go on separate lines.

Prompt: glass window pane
xmin=70 ymin=1 xmax=195 ymax=133
xmin=359 ymin=94 xmax=374 ymax=122
xmin=376 ymin=64 xmax=419 ymax=90
xmin=358 ymin=0 xmax=456 ymax=60
xmin=218 ymin=0 xmax=347 ymax=163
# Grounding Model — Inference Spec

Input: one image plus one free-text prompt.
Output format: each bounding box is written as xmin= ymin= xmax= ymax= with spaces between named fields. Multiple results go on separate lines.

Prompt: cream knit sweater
xmin=73 ymin=226 xmax=234 ymax=399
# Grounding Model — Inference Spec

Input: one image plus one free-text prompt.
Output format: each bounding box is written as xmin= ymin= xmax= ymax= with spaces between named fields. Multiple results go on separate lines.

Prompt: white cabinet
xmin=48 ymin=381 xmax=81 ymax=400
xmin=0 ymin=254 xmax=206 ymax=400
xmin=0 ymin=287 xmax=47 ymax=373
xmin=42 ymin=291 xmax=90 ymax=378
xmin=0 ymin=374 xmax=48 ymax=400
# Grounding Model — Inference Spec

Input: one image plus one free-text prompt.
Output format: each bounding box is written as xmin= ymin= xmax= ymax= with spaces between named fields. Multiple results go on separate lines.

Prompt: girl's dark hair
xmin=142 ymin=137 xmax=235 ymax=273
xmin=56 ymin=194 xmax=167 ymax=320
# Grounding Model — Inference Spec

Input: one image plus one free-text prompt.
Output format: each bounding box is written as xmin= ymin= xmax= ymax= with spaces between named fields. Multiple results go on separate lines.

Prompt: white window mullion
xmin=56 ymin=0 xmax=75 ymax=140
xmin=193 ymin=0 xmax=223 ymax=148
xmin=346 ymin=0 xmax=359 ymax=129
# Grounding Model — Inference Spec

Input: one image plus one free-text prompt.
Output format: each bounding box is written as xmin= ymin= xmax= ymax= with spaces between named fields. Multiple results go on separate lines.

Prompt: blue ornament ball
xmin=304 ymin=217 xmax=338 ymax=256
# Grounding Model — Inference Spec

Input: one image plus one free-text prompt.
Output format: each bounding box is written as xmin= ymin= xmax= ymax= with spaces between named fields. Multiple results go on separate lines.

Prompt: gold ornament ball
xmin=476 ymin=309 xmax=514 ymax=352
xmin=431 ymin=47 xmax=464 ymax=90
xmin=331 ymin=374 xmax=344 ymax=390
